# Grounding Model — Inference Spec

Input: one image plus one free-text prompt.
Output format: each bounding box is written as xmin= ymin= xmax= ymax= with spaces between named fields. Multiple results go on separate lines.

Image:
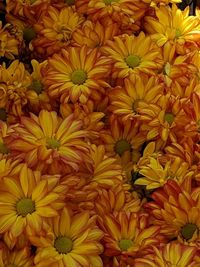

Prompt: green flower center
xmin=114 ymin=139 xmax=131 ymax=156
xmin=46 ymin=138 xmax=60 ymax=149
xmin=71 ymin=70 xmax=87 ymax=85
xmin=181 ymin=223 xmax=198 ymax=240
xmin=119 ymin=239 xmax=134 ymax=251
xmin=164 ymin=112 xmax=175 ymax=125
xmin=0 ymin=142 xmax=9 ymax=154
xmin=54 ymin=236 xmax=73 ymax=254
xmin=104 ymin=0 xmax=119 ymax=4
xmin=23 ymin=27 xmax=37 ymax=42
xmin=29 ymin=80 xmax=43 ymax=95
xmin=175 ymin=29 xmax=182 ymax=38
xmin=65 ymin=0 xmax=75 ymax=5
xmin=132 ymin=99 xmax=140 ymax=113
xmin=6 ymin=264 xmax=18 ymax=267
xmin=125 ymin=55 xmax=140 ymax=69
xmin=0 ymin=108 xmax=7 ymax=121
xmin=16 ymin=198 xmax=35 ymax=217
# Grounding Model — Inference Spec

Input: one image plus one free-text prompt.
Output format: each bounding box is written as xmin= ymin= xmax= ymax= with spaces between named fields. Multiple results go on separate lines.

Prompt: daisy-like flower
xmin=43 ymin=46 xmax=111 ymax=103
xmin=135 ymin=156 xmax=194 ymax=189
xmin=32 ymin=6 xmax=84 ymax=56
xmin=0 ymin=60 xmax=31 ymax=118
xmin=0 ymin=22 xmax=19 ymax=59
xmin=99 ymin=211 xmax=162 ymax=264
xmin=31 ymin=207 xmax=104 ymax=267
xmin=133 ymin=243 xmax=199 ymax=267
xmin=72 ymin=20 xmax=120 ymax=49
xmin=109 ymin=74 xmax=163 ymax=121
xmin=145 ymin=180 xmax=200 ymax=243
xmin=0 ymin=164 xmax=65 ymax=239
xmin=102 ymin=32 xmax=161 ymax=79
xmin=26 ymin=59 xmax=52 ymax=113
xmin=144 ymin=4 xmax=200 ymax=52
xmin=5 ymin=110 xmax=89 ymax=173
xmin=100 ymin=115 xmax=147 ymax=166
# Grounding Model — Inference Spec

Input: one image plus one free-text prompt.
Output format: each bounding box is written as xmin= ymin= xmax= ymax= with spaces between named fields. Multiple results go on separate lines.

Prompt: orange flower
xmin=43 ymin=46 xmax=111 ymax=103
xmin=102 ymin=32 xmax=161 ymax=79
xmin=5 ymin=110 xmax=89 ymax=173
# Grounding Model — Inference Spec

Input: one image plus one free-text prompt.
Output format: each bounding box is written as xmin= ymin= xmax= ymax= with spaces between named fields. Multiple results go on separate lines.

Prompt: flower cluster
xmin=0 ymin=0 xmax=200 ymax=266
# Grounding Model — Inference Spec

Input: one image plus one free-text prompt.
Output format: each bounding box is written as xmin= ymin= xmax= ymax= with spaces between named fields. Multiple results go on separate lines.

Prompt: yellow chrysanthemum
xmin=0 ymin=22 xmax=19 ymax=59
xmin=0 ymin=164 xmax=65 ymax=239
xmin=6 ymin=110 xmax=89 ymax=173
xmin=33 ymin=6 xmax=84 ymax=55
xmin=144 ymin=5 xmax=200 ymax=52
xmin=43 ymin=46 xmax=111 ymax=103
xmin=99 ymin=211 xmax=161 ymax=263
xmin=135 ymin=156 xmax=194 ymax=189
xmin=102 ymin=32 xmax=161 ymax=79
xmin=31 ymin=207 xmax=103 ymax=267
xmin=72 ymin=20 xmax=120 ymax=49
xmin=0 ymin=60 xmax=31 ymax=117
xmin=134 ymin=243 xmax=198 ymax=267
xmin=109 ymin=74 xmax=163 ymax=121
xmin=0 ymin=243 xmax=34 ymax=267
xmin=146 ymin=180 xmax=200 ymax=244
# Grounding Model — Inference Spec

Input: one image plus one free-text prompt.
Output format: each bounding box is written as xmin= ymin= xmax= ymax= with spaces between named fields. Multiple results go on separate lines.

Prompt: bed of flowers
xmin=0 ymin=0 xmax=200 ymax=266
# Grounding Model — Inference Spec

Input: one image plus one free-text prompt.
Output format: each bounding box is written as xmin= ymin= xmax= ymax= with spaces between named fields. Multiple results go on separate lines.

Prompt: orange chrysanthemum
xmin=146 ymin=180 xmax=200 ymax=244
xmin=31 ymin=207 xmax=104 ymax=267
xmin=5 ymin=110 xmax=89 ymax=173
xmin=43 ymin=46 xmax=111 ymax=103
xmin=102 ymin=32 xmax=161 ymax=79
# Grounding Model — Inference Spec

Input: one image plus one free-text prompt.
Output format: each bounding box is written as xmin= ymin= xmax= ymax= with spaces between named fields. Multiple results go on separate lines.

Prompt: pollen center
xmin=119 ymin=239 xmax=134 ymax=251
xmin=125 ymin=55 xmax=140 ymax=69
xmin=6 ymin=264 xmax=18 ymax=267
xmin=23 ymin=27 xmax=37 ymax=42
xmin=65 ymin=0 xmax=75 ymax=5
xmin=29 ymin=80 xmax=43 ymax=95
xmin=0 ymin=108 xmax=7 ymax=121
xmin=132 ymin=99 xmax=140 ymax=113
xmin=16 ymin=198 xmax=35 ymax=217
xmin=175 ymin=29 xmax=182 ymax=38
xmin=46 ymin=138 xmax=60 ymax=149
xmin=164 ymin=112 xmax=174 ymax=125
xmin=54 ymin=236 xmax=73 ymax=254
xmin=114 ymin=139 xmax=131 ymax=156
xmin=0 ymin=142 xmax=9 ymax=154
xmin=181 ymin=223 xmax=198 ymax=240
xmin=71 ymin=70 xmax=87 ymax=85
xmin=104 ymin=0 xmax=119 ymax=4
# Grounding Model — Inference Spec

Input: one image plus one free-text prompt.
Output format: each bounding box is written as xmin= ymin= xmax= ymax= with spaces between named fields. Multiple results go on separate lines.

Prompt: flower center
xmin=164 ymin=112 xmax=174 ymax=125
xmin=16 ymin=198 xmax=35 ymax=217
xmin=46 ymin=138 xmax=60 ymax=149
xmin=0 ymin=108 xmax=7 ymax=121
xmin=175 ymin=29 xmax=182 ymax=38
xmin=71 ymin=70 xmax=87 ymax=85
xmin=0 ymin=142 xmax=9 ymax=154
xmin=6 ymin=264 xmax=18 ymax=267
xmin=181 ymin=223 xmax=198 ymax=240
xmin=114 ymin=139 xmax=131 ymax=156
xmin=23 ymin=27 xmax=36 ymax=42
xmin=119 ymin=239 xmax=134 ymax=251
xmin=65 ymin=0 xmax=75 ymax=5
xmin=132 ymin=99 xmax=140 ymax=113
xmin=54 ymin=236 xmax=73 ymax=254
xmin=29 ymin=80 xmax=43 ymax=95
xmin=104 ymin=0 xmax=119 ymax=4
xmin=125 ymin=55 xmax=140 ymax=69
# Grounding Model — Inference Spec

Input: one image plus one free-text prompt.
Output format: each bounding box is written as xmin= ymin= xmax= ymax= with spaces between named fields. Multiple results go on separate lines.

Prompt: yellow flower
xmin=0 ymin=60 xmax=31 ymax=117
xmin=43 ymin=46 xmax=111 ymax=103
xmin=135 ymin=156 xmax=194 ymax=189
xmin=6 ymin=110 xmax=89 ymax=173
xmin=33 ymin=6 xmax=84 ymax=55
xmin=109 ymin=74 xmax=163 ymax=121
xmin=146 ymin=180 xmax=200 ymax=244
xmin=0 ymin=243 xmax=34 ymax=267
xmin=0 ymin=22 xmax=19 ymax=59
xmin=0 ymin=164 xmax=65 ymax=239
xmin=102 ymin=32 xmax=160 ymax=79
xmin=144 ymin=5 xmax=200 ymax=52
xmin=134 ymin=243 xmax=198 ymax=267
xmin=31 ymin=207 xmax=103 ymax=267
xmin=72 ymin=20 xmax=120 ymax=49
